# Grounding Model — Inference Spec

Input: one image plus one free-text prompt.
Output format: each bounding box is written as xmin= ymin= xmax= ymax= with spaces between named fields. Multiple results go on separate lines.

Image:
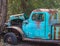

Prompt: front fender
xmin=6 ymin=26 xmax=24 ymax=37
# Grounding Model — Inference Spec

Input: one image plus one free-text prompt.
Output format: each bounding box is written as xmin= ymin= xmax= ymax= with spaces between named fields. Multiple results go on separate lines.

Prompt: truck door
xmin=22 ymin=12 xmax=46 ymax=39
xmin=31 ymin=13 xmax=46 ymax=39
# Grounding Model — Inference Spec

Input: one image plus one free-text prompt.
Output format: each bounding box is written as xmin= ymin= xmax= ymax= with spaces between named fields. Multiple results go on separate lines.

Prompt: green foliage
xmin=8 ymin=0 xmax=22 ymax=15
xmin=8 ymin=0 xmax=60 ymax=17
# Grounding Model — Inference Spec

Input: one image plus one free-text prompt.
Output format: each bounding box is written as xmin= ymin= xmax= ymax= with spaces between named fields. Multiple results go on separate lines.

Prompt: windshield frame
xmin=30 ymin=12 xmax=45 ymax=22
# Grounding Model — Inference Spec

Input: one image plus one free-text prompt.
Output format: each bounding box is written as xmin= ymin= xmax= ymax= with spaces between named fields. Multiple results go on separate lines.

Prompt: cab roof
xmin=33 ymin=9 xmax=58 ymax=14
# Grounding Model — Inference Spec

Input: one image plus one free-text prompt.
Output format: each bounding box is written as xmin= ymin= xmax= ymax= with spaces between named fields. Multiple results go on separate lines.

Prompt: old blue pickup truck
xmin=3 ymin=9 xmax=60 ymax=45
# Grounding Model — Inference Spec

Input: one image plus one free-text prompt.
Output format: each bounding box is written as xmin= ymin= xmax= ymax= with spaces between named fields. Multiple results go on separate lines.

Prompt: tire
xmin=4 ymin=32 xmax=17 ymax=45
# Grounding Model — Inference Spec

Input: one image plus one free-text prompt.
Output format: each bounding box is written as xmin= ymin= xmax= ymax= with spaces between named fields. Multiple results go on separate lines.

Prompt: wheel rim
xmin=7 ymin=37 xmax=12 ymax=44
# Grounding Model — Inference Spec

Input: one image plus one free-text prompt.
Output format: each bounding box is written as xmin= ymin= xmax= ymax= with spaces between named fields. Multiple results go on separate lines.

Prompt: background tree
xmin=0 ymin=0 xmax=60 ymax=31
xmin=7 ymin=0 xmax=60 ymax=16
xmin=0 ymin=0 xmax=7 ymax=32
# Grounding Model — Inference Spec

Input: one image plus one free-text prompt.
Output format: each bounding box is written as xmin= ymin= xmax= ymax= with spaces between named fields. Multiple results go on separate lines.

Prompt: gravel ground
xmin=0 ymin=39 xmax=60 ymax=46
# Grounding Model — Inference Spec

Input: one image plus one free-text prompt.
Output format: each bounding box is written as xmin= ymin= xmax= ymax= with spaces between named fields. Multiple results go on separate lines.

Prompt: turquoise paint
xmin=7 ymin=11 xmax=58 ymax=40
xmin=56 ymin=27 xmax=59 ymax=39
xmin=9 ymin=15 xmax=25 ymax=20
xmin=52 ymin=26 xmax=54 ymax=40
xmin=23 ymin=12 xmax=51 ymax=39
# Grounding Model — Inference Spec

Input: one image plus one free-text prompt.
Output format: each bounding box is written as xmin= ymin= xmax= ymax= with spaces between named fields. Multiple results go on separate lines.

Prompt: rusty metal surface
xmin=0 ymin=39 xmax=60 ymax=46
xmin=52 ymin=23 xmax=60 ymax=26
xmin=33 ymin=9 xmax=58 ymax=15
xmin=23 ymin=38 xmax=60 ymax=43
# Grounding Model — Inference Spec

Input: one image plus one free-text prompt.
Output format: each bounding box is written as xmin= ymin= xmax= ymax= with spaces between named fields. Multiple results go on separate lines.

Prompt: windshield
xmin=32 ymin=13 xmax=44 ymax=22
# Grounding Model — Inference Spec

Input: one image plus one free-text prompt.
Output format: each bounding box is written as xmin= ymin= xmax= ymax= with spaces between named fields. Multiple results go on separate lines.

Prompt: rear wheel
xmin=4 ymin=32 xmax=17 ymax=45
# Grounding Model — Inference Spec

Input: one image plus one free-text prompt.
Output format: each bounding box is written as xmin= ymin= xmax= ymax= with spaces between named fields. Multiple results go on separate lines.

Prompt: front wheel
xmin=4 ymin=32 xmax=17 ymax=45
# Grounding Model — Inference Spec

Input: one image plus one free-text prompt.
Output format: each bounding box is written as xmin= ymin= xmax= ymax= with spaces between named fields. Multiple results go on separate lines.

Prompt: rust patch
xmin=36 ymin=21 xmax=40 ymax=28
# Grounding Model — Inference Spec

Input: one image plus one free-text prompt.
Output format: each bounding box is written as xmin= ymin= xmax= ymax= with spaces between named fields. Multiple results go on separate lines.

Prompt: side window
xmin=54 ymin=13 xmax=57 ymax=19
xmin=49 ymin=13 xmax=57 ymax=24
xmin=50 ymin=13 xmax=57 ymax=20
xmin=32 ymin=13 xmax=44 ymax=22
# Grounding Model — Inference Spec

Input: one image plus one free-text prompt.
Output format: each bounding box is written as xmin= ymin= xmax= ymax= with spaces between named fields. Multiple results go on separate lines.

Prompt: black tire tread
xmin=4 ymin=32 xmax=17 ymax=45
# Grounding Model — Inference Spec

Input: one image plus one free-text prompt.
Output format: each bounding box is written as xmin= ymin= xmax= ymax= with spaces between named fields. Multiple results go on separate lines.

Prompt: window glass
xmin=49 ymin=13 xmax=57 ymax=25
xmin=50 ymin=13 xmax=57 ymax=20
xmin=32 ymin=13 xmax=44 ymax=22
xmin=54 ymin=13 xmax=57 ymax=19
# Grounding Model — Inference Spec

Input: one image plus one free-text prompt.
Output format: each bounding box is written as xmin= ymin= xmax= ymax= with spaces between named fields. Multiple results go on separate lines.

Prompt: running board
xmin=23 ymin=38 xmax=60 ymax=43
